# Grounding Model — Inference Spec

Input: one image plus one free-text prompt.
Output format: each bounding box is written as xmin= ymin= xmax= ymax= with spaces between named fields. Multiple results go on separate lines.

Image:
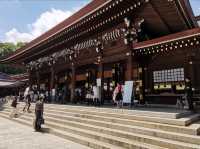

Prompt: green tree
xmin=0 ymin=42 xmax=26 ymax=74
xmin=0 ymin=42 xmax=16 ymax=57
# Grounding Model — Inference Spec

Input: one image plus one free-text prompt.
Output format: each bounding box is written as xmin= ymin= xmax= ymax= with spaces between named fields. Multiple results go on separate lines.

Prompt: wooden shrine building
xmin=1 ymin=0 xmax=200 ymax=104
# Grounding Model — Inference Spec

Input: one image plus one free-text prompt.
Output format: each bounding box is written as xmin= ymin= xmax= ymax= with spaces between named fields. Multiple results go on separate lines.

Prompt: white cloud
xmin=3 ymin=8 xmax=73 ymax=44
xmin=4 ymin=28 xmax=33 ymax=43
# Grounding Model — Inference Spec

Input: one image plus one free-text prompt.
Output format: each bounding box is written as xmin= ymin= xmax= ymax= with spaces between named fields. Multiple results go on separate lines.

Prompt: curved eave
xmin=0 ymin=80 xmax=25 ymax=88
xmin=178 ymin=0 xmax=198 ymax=28
xmin=133 ymin=28 xmax=200 ymax=50
xmin=1 ymin=0 xmax=197 ymax=64
xmin=0 ymin=0 xmax=110 ymax=64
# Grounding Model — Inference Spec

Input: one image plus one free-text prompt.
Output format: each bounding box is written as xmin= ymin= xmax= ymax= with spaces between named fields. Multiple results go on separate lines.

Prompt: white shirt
xmin=93 ymin=86 xmax=98 ymax=99
xmin=52 ymin=89 xmax=56 ymax=96
xmin=24 ymin=87 xmax=29 ymax=97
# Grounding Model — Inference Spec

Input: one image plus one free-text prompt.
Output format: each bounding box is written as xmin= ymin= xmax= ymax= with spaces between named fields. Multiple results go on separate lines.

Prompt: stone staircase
xmin=0 ymin=103 xmax=200 ymax=149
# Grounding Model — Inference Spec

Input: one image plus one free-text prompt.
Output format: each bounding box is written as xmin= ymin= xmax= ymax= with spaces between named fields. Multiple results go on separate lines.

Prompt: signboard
xmin=97 ymin=78 xmax=101 ymax=87
xmin=123 ymin=81 xmax=134 ymax=103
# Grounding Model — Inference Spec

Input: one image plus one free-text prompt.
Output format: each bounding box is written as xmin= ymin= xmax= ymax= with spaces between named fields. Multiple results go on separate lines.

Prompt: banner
xmin=123 ymin=81 xmax=134 ymax=103
xmin=97 ymin=78 xmax=101 ymax=87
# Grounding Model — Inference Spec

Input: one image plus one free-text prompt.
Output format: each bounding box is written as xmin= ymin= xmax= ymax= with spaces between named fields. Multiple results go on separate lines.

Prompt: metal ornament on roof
xmin=95 ymin=39 xmax=103 ymax=54
xmin=67 ymin=48 xmax=77 ymax=62
xmin=122 ymin=17 xmax=140 ymax=45
xmin=135 ymin=36 xmax=200 ymax=55
xmin=73 ymin=39 xmax=96 ymax=51
xmin=102 ymin=29 xmax=122 ymax=42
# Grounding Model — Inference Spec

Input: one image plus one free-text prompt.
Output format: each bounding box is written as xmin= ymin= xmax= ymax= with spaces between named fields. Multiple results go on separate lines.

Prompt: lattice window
xmin=153 ymin=68 xmax=184 ymax=83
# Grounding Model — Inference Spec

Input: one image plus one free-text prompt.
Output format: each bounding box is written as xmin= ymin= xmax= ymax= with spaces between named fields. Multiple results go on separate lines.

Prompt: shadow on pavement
xmin=39 ymin=127 xmax=50 ymax=133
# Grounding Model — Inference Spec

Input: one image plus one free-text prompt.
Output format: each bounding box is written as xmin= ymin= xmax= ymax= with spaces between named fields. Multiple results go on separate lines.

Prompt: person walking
xmin=185 ymin=77 xmax=194 ymax=111
xmin=23 ymin=94 xmax=31 ymax=112
xmin=10 ymin=96 xmax=18 ymax=118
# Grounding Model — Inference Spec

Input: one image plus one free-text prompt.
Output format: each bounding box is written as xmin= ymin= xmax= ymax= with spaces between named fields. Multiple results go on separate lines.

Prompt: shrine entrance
xmin=103 ymin=62 xmax=125 ymax=102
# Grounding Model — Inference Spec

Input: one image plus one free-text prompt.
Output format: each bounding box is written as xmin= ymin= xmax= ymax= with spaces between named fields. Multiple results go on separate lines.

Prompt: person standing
xmin=185 ymin=77 xmax=194 ymax=111
xmin=113 ymin=83 xmax=123 ymax=108
xmin=93 ymin=85 xmax=100 ymax=106
xmin=62 ymin=86 xmax=67 ymax=104
xmin=33 ymin=88 xmax=39 ymax=102
xmin=34 ymin=96 xmax=44 ymax=131
xmin=51 ymin=88 xmax=56 ymax=103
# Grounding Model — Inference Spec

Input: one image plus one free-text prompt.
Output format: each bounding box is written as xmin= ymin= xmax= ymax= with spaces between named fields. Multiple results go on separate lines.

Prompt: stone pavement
xmin=0 ymin=117 xmax=90 ymax=149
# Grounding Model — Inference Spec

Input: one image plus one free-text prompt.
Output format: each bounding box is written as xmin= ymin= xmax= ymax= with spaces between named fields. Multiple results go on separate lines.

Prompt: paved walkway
xmin=0 ymin=117 xmax=90 ymax=149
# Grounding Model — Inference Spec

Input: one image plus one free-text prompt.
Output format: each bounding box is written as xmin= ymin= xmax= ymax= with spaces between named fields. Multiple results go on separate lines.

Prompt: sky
xmin=0 ymin=0 xmax=91 ymax=44
xmin=189 ymin=0 xmax=200 ymax=16
xmin=0 ymin=0 xmax=199 ymax=44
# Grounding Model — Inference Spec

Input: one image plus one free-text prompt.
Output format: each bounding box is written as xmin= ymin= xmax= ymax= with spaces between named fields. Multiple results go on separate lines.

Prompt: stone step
xmin=42 ymin=104 xmax=191 ymax=119
xmin=33 ymin=108 xmax=200 ymax=133
xmin=5 ymin=104 xmax=199 ymax=126
xmin=16 ymin=113 xmax=200 ymax=149
xmin=0 ymin=113 xmax=167 ymax=149
xmin=43 ymin=108 xmax=200 ymax=135
xmin=34 ymin=105 xmax=200 ymax=126
xmin=3 ymin=107 xmax=200 ymax=145
xmin=4 ymin=106 xmax=200 ymax=136
xmin=16 ymin=109 xmax=200 ymax=145
xmin=5 ymin=102 xmax=192 ymax=119
xmin=1 ymin=110 xmax=199 ymax=149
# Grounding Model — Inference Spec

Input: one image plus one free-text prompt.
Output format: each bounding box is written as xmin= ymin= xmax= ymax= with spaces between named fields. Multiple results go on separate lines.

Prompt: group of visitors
xmin=111 ymin=78 xmax=196 ymax=111
xmin=8 ymin=76 xmax=196 ymax=119
xmin=85 ymin=85 xmax=101 ymax=106
xmin=51 ymin=86 xmax=71 ymax=104
xmin=10 ymin=87 xmax=45 ymax=130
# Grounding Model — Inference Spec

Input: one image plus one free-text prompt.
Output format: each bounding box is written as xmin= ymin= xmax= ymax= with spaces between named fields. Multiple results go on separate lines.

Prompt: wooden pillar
xmin=70 ymin=63 xmax=76 ymax=103
xmin=36 ymin=71 xmax=40 ymax=90
xmin=50 ymin=66 xmax=55 ymax=90
xmin=144 ymin=67 xmax=149 ymax=93
xmin=187 ymin=55 xmax=195 ymax=89
xmin=185 ymin=54 xmax=195 ymax=89
xmin=98 ymin=60 xmax=104 ymax=104
xmin=28 ymin=70 xmax=32 ymax=88
xmin=142 ymin=66 xmax=146 ymax=104
xmin=126 ymin=51 xmax=133 ymax=81
xmin=126 ymin=41 xmax=134 ymax=81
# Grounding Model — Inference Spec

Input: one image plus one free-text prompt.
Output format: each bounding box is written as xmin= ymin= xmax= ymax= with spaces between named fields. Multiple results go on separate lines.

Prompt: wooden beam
xmin=149 ymin=1 xmax=172 ymax=33
xmin=70 ymin=63 xmax=76 ymax=103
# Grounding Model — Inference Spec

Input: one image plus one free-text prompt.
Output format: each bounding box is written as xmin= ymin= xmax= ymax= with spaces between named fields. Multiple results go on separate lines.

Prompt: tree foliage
xmin=0 ymin=42 xmax=26 ymax=74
